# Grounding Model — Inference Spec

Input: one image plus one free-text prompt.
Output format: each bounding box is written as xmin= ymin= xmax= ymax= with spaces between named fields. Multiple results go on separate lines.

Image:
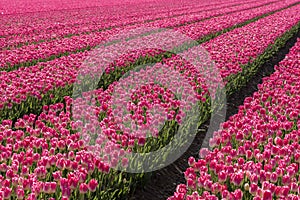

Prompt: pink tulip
xmin=88 ymin=179 xmax=98 ymax=192
xmin=2 ymin=187 xmax=12 ymax=199
xmin=176 ymin=184 xmax=187 ymax=194
xmin=218 ymin=171 xmax=227 ymax=183
xmin=16 ymin=188 xmax=25 ymax=199
xmin=79 ymin=183 xmax=89 ymax=194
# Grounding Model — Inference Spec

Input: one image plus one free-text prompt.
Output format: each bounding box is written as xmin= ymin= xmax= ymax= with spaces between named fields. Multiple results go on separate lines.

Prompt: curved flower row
xmin=168 ymin=38 xmax=300 ymax=200
xmin=0 ymin=0 xmax=243 ymax=48
xmin=0 ymin=0 xmax=290 ymax=69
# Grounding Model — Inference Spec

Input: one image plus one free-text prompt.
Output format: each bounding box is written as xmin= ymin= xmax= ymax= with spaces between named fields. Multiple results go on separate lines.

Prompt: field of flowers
xmin=0 ymin=0 xmax=300 ymax=199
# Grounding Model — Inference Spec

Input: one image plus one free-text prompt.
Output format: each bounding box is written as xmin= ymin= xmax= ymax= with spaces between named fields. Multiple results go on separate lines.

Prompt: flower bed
xmin=0 ymin=47 xmax=212 ymax=199
xmin=1 ymin=3 xmax=299 ymax=125
xmin=168 ymin=38 xmax=300 ymax=200
xmin=0 ymin=0 xmax=294 ymax=69
xmin=0 ymin=0 xmax=246 ymax=49
xmin=201 ymin=3 xmax=300 ymax=79
xmin=1 ymin=1 xmax=300 ymax=199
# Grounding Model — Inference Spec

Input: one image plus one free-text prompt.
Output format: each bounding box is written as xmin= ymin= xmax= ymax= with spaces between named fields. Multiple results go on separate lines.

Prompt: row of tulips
xmin=201 ymin=3 xmax=300 ymax=79
xmin=174 ymin=0 xmax=292 ymax=40
xmin=0 ymin=0 xmax=293 ymax=69
xmin=168 ymin=37 xmax=300 ymax=200
xmin=0 ymin=0 xmax=246 ymax=48
xmin=140 ymin=0 xmax=282 ymax=31
xmin=0 ymin=0 xmax=158 ymax=15
xmin=1 ymin=2 xmax=300 ymax=124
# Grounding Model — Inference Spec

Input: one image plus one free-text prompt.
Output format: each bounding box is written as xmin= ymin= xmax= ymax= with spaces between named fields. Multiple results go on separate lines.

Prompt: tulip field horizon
xmin=0 ymin=0 xmax=300 ymax=199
